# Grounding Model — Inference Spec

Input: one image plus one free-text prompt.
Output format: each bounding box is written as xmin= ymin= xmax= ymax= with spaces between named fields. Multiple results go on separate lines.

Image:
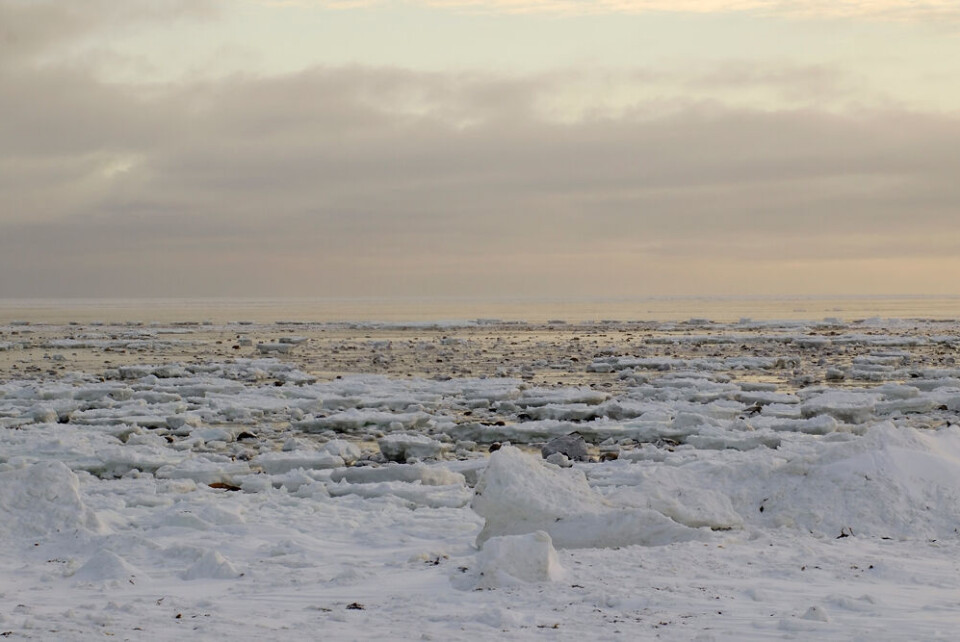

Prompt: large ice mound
xmin=0 ymin=461 xmax=102 ymax=538
xmin=753 ymin=423 xmax=960 ymax=539
xmin=611 ymin=422 xmax=960 ymax=540
xmin=471 ymin=446 xmax=705 ymax=548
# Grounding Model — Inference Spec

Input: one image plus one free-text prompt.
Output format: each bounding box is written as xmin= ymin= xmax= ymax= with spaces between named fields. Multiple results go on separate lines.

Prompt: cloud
xmin=2 ymin=61 xmax=959 ymax=298
xmin=0 ymin=0 xmax=218 ymax=65
xmin=273 ymin=0 xmax=960 ymax=21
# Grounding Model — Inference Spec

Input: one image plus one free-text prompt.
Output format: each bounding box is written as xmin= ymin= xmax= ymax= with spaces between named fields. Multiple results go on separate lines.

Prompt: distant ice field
xmin=3 ymin=294 xmax=960 ymax=325
xmin=2 ymin=315 xmax=960 ymax=640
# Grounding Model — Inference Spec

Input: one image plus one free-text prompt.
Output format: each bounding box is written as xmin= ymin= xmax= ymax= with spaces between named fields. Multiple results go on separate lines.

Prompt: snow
xmin=3 ymin=318 xmax=960 ymax=639
xmin=181 ymin=550 xmax=243 ymax=580
xmin=70 ymin=549 xmax=144 ymax=585
xmin=0 ymin=461 xmax=103 ymax=538
xmin=472 ymin=446 xmax=706 ymax=548
xmin=470 ymin=531 xmax=565 ymax=588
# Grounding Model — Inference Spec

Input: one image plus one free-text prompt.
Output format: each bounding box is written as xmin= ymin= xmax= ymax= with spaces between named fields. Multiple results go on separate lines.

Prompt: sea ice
xmin=378 ymin=433 xmax=443 ymax=462
xmin=0 ymin=461 xmax=102 ymax=538
xmin=471 ymin=531 xmax=565 ymax=588
xmin=3 ymin=318 xmax=960 ymax=639
xmin=471 ymin=446 xmax=705 ymax=548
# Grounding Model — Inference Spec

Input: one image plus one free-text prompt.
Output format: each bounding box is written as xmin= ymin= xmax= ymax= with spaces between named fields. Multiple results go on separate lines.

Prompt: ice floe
xmin=3 ymin=318 xmax=960 ymax=639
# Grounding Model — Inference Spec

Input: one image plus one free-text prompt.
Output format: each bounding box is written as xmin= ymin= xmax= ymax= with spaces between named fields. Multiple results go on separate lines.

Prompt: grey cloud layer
xmin=299 ymin=0 xmax=960 ymax=21
xmin=2 ymin=56 xmax=959 ymax=296
xmin=0 ymin=0 xmax=218 ymax=63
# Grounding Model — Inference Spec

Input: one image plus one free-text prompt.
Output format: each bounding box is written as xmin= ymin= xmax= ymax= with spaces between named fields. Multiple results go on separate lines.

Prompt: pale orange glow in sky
xmin=1 ymin=0 xmax=959 ymax=299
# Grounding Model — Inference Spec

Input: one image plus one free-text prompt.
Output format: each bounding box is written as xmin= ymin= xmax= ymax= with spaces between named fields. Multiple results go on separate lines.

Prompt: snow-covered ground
xmin=2 ymin=318 xmax=960 ymax=640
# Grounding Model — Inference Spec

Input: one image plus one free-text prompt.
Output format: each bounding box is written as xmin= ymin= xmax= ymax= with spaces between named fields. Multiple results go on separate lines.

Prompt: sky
xmin=2 ymin=0 xmax=959 ymax=300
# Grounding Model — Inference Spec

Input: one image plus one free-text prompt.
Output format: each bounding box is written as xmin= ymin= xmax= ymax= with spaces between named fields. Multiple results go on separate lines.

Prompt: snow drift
xmin=471 ymin=446 xmax=706 ymax=548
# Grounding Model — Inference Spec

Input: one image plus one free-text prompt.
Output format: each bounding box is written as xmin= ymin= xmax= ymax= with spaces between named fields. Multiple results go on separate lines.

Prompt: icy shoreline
xmin=2 ymin=318 xmax=960 ymax=640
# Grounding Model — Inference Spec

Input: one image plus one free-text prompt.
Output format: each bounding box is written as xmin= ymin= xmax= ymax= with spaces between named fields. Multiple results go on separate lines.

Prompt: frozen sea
xmin=4 ymin=294 xmax=960 ymax=325
xmin=2 ymin=297 xmax=960 ymax=640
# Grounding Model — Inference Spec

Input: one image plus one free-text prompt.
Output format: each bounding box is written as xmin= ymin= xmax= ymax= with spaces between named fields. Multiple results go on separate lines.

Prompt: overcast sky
xmin=2 ymin=0 xmax=959 ymax=299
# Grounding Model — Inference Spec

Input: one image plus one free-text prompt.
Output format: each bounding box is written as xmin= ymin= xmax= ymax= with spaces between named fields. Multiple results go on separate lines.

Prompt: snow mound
xmin=635 ymin=422 xmax=960 ymax=539
xmin=0 ymin=461 xmax=102 ymax=538
xmin=182 ymin=550 xmax=243 ymax=580
xmin=72 ymin=550 xmax=144 ymax=583
xmin=472 ymin=446 xmax=705 ymax=548
xmin=763 ymin=423 xmax=960 ymax=539
xmin=473 ymin=531 xmax=565 ymax=588
xmin=643 ymin=484 xmax=744 ymax=530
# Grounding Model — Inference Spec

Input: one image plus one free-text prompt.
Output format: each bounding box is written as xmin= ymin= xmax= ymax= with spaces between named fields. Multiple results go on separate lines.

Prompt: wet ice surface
xmin=2 ymin=318 xmax=960 ymax=640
